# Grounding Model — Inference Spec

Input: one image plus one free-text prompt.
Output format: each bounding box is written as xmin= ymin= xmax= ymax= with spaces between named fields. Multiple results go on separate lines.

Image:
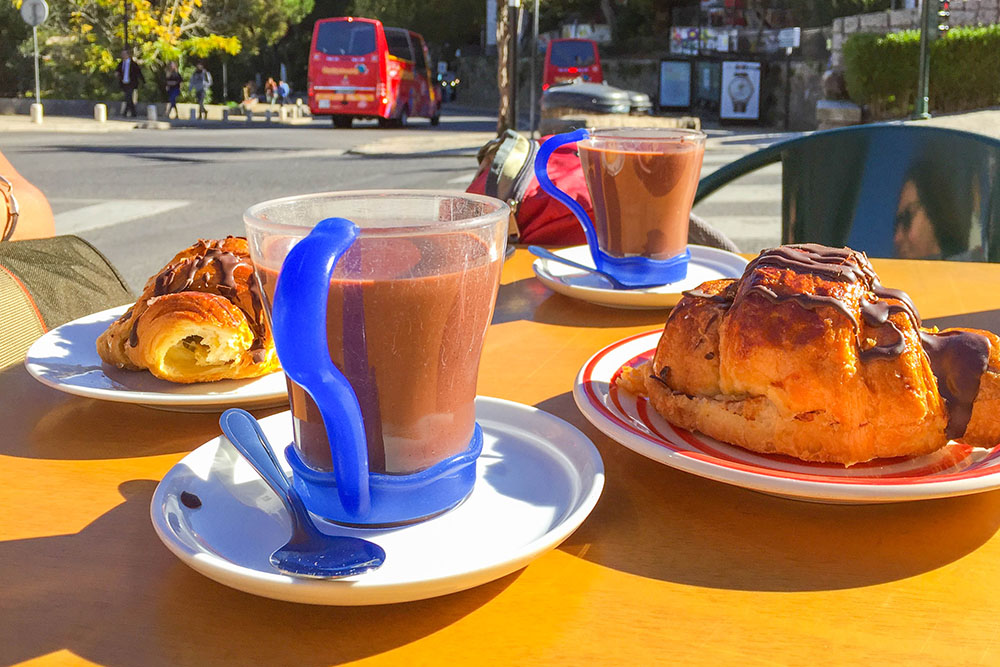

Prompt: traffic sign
xmin=20 ymin=0 xmax=49 ymax=27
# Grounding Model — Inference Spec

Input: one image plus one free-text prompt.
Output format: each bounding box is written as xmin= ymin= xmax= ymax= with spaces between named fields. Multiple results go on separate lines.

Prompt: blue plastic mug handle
xmin=533 ymin=128 xmax=601 ymax=262
xmin=271 ymin=217 xmax=370 ymax=518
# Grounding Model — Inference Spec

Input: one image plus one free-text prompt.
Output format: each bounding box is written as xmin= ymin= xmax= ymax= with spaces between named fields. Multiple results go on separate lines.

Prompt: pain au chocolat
xmin=96 ymin=237 xmax=280 ymax=383
xmin=618 ymin=244 xmax=1000 ymax=465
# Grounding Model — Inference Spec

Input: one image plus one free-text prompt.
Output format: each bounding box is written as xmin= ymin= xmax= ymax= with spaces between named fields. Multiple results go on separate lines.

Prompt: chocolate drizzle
xmin=129 ymin=238 xmax=268 ymax=355
xmin=683 ymin=243 xmax=990 ymax=439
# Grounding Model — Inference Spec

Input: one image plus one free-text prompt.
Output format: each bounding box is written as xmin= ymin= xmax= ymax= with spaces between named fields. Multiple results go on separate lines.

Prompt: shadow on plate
xmin=0 ymin=479 xmax=518 ymax=666
xmin=539 ymin=391 xmax=1000 ymax=592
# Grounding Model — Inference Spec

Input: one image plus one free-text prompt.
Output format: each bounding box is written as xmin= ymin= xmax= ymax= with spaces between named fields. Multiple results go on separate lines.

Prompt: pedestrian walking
xmin=165 ymin=61 xmax=182 ymax=119
xmin=189 ymin=62 xmax=213 ymax=120
xmin=277 ymin=80 xmax=291 ymax=106
xmin=115 ymin=48 xmax=145 ymax=118
xmin=264 ymin=78 xmax=277 ymax=106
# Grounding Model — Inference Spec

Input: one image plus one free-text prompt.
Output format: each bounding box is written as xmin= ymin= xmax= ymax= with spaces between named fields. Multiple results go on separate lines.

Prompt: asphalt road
xmin=2 ymin=110 xmax=494 ymax=292
xmin=3 ymin=107 xmax=787 ymax=292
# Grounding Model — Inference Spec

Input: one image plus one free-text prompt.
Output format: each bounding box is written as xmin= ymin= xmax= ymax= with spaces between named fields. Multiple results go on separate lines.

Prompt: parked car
xmin=308 ymin=16 xmax=441 ymax=128
xmin=542 ymin=38 xmax=604 ymax=91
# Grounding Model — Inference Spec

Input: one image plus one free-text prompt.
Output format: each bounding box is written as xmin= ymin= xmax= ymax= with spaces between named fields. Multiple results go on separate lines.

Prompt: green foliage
xmin=786 ymin=0 xmax=891 ymax=28
xmin=347 ymin=0 xmax=483 ymax=52
xmin=2 ymin=0 xmax=311 ymax=99
xmin=0 ymin=1 xmax=33 ymax=96
xmin=843 ymin=25 xmax=1000 ymax=118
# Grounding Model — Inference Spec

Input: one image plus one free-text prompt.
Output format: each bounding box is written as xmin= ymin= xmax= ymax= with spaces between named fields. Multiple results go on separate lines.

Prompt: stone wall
xmin=830 ymin=0 xmax=1000 ymax=66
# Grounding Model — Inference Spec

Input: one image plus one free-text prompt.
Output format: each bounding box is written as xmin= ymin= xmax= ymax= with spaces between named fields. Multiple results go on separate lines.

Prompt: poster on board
xmin=720 ymin=61 xmax=761 ymax=120
xmin=658 ymin=60 xmax=692 ymax=109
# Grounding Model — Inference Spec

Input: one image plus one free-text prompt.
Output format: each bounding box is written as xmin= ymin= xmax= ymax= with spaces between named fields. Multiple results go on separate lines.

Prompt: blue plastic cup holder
xmin=533 ymin=128 xmax=692 ymax=288
xmin=270 ymin=217 xmax=482 ymax=526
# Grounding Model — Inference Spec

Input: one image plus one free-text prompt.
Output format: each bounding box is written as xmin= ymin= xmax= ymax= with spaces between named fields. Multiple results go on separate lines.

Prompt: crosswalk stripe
xmin=55 ymin=200 xmax=190 ymax=234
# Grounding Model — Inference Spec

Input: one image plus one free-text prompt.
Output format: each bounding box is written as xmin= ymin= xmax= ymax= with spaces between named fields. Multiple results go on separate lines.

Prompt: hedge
xmin=843 ymin=24 xmax=1000 ymax=118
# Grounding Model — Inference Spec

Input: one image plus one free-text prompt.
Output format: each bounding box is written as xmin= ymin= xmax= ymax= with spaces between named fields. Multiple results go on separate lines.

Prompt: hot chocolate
xmin=258 ymin=233 xmax=501 ymax=475
xmin=579 ymin=141 xmax=704 ymax=259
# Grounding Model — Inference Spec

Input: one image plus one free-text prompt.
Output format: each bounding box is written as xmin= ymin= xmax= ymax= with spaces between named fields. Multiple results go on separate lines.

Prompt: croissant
xmin=619 ymin=244 xmax=1000 ymax=465
xmin=96 ymin=237 xmax=280 ymax=383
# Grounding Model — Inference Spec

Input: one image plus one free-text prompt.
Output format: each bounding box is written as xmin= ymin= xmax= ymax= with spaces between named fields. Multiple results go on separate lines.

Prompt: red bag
xmin=467 ymin=130 xmax=591 ymax=245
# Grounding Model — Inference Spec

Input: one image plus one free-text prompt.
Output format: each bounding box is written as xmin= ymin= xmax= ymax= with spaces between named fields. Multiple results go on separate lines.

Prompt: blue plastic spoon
xmin=528 ymin=245 xmax=632 ymax=290
xmin=219 ymin=408 xmax=385 ymax=579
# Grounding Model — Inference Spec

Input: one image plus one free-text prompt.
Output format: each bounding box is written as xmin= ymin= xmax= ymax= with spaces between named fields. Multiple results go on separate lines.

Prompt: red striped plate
xmin=573 ymin=330 xmax=1000 ymax=503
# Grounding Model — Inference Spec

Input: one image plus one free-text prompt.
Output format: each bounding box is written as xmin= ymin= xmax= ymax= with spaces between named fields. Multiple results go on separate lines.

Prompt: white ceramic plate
xmin=532 ymin=244 xmax=748 ymax=309
xmin=150 ymin=397 xmax=605 ymax=605
xmin=24 ymin=305 xmax=287 ymax=412
xmin=574 ymin=330 xmax=1000 ymax=504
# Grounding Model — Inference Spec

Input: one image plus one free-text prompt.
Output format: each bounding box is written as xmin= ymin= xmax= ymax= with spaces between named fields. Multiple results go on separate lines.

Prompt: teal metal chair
xmin=695 ymin=124 xmax=1000 ymax=261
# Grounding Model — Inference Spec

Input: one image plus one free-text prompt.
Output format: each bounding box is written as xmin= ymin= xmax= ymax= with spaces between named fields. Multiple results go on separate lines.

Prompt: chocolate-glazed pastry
xmin=96 ymin=237 xmax=280 ymax=383
xmin=620 ymin=244 xmax=1000 ymax=465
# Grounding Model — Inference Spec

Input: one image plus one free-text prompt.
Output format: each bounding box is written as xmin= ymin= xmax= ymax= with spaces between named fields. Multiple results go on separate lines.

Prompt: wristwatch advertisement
xmin=720 ymin=61 xmax=761 ymax=120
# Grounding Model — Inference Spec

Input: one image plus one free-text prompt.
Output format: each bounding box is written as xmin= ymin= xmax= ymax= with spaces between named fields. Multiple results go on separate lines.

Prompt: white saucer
xmin=24 ymin=305 xmax=288 ymax=412
xmin=575 ymin=331 xmax=1000 ymax=504
xmin=532 ymin=245 xmax=748 ymax=309
xmin=150 ymin=397 xmax=605 ymax=605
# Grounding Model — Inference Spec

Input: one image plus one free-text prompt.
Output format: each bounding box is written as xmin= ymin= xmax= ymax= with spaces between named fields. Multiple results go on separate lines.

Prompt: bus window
xmin=412 ymin=35 xmax=427 ymax=71
xmin=315 ymin=21 xmax=376 ymax=56
xmin=385 ymin=29 xmax=413 ymax=61
xmin=550 ymin=40 xmax=596 ymax=67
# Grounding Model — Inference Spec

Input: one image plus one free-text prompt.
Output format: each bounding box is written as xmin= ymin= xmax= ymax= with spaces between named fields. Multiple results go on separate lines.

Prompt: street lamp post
xmin=913 ymin=0 xmax=933 ymax=118
xmin=913 ymin=0 xmax=950 ymax=119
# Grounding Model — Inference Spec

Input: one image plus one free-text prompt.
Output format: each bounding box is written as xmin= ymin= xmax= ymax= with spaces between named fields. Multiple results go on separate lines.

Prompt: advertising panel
xmin=720 ymin=60 xmax=760 ymax=120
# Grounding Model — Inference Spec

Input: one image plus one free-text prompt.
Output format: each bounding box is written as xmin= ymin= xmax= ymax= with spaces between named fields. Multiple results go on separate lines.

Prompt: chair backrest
xmin=696 ymin=124 xmax=1000 ymax=262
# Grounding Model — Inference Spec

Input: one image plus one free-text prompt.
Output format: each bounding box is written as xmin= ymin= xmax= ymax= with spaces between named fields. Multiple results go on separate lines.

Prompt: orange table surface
xmin=4 ymin=249 xmax=1000 ymax=666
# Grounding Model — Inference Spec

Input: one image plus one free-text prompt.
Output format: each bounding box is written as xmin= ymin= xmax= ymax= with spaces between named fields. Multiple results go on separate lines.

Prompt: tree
xmin=3 ymin=0 xmax=313 ymax=99
xmin=0 ymin=1 xmax=33 ymax=96
xmin=34 ymin=0 xmax=240 ymax=99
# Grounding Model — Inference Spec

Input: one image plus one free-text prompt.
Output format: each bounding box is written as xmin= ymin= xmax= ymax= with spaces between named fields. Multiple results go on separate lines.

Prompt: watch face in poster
xmin=659 ymin=60 xmax=692 ymax=109
xmin=720 ymin=61 xmax=761 ymax=120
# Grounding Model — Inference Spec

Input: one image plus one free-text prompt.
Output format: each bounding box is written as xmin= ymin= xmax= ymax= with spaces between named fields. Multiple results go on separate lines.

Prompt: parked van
xmin=308 ymin=17 xmax=441 ymax=128
xmin=542 ymin=39 xmax=603 ymax=91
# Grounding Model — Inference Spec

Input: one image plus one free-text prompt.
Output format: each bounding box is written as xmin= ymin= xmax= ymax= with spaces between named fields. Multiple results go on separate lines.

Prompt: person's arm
xmin=0 ymin=150 xmax=54 ymax=241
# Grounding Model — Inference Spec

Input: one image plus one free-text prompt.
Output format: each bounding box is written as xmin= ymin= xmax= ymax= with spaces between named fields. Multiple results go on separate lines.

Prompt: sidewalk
xmin=3 ymin=104 xmax=999 ymax=149
xmin=0 ymin=113 xmax=139 ymax=133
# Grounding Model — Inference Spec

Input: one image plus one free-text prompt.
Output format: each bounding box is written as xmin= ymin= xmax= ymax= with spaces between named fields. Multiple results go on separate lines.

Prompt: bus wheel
xmin=332 ymin=116 xmax=353 ymax=129
xmin=377 ymin=117 xmax=392 ymax=128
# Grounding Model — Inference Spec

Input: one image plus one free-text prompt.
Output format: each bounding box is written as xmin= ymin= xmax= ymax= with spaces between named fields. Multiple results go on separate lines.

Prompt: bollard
xmin=146 ymin=105 xmax=158 ymax=122
xmin=279 ymin=106 xmax=290 ymax=122
xmin=189 ymin=108 xmax=197 ymax=121
xmin=222 ymin=109 xmax=229 ymax=121
xmin=30 ymin=103 xmax=43 ymax=124
xmin=246 ymin=110 xmax=253 ymax=123
xmin=265 ymin=110 xmax=272 ymax=123
xmin=94 ymin=104 xmax=107 ymax=123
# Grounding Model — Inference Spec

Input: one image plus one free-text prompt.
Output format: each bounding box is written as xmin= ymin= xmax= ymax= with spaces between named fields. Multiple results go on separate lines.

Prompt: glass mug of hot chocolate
xmin=244 ymin=191 xmax=508 ymax=525
xmin=535 ymin=127 xmax=706 ymax=288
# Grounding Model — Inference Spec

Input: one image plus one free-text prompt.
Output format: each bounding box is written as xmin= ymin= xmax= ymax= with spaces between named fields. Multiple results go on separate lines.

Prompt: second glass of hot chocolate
xmin=535 ymin=127 xmax=706 ymax=288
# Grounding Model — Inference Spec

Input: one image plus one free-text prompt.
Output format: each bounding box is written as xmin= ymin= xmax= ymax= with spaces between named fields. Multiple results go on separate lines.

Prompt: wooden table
xmin=4 ymin=250 xmax=1000 ymax=665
